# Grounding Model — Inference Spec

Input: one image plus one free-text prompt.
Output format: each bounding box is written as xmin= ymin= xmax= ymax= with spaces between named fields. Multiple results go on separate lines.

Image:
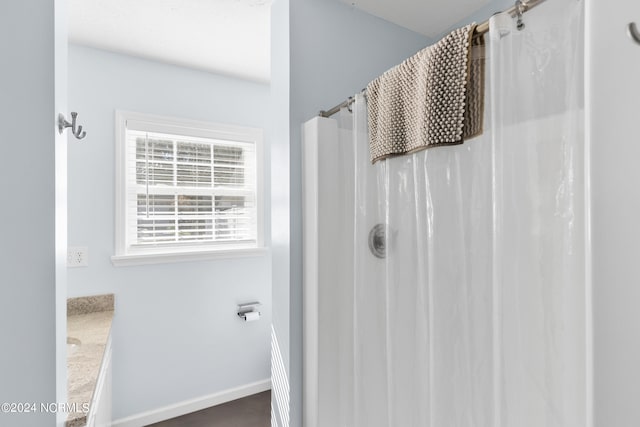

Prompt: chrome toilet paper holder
xmin=237 ymin=302 xmax=261 ymax=320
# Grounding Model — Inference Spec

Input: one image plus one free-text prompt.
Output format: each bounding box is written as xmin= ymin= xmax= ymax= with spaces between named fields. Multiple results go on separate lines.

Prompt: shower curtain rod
xmin=318 ymin=0 xmax=548 ymax=118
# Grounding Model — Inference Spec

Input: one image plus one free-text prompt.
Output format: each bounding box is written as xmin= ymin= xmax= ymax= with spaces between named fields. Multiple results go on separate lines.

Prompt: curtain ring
xmin=515 ymin=0 xmax=525 ymax=31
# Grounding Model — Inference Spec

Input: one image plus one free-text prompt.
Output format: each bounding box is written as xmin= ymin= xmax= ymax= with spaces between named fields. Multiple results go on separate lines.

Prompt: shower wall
xmin=587 ymin=0 xmax=640 ymax=425
xmin=302 ymin=117 xmax=355 ymax=427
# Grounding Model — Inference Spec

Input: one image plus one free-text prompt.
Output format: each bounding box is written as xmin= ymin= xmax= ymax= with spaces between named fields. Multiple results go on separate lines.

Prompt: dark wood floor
xmin=146 ymin=391 xmax=271 ymax=427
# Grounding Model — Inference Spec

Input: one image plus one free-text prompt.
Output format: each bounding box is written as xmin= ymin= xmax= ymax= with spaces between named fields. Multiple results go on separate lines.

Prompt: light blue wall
xmin=269 ymin=1 xmax=292 ymax=426
xmin=270 ymin=0 xmax=431 ymax=425
xmin=67 ymin=45 xmax=272 ymax=420
xmin=0 ymin=1 xmax=67 ymax=426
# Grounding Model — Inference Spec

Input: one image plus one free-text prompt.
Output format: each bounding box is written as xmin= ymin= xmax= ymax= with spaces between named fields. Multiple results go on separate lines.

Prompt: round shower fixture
xmin=368 ymin=223 xmax=386 ymax=259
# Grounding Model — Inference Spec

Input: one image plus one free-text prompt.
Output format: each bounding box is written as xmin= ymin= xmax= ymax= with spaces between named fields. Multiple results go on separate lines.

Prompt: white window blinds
xmin=122 ymin=121 xmax=259 ymax=252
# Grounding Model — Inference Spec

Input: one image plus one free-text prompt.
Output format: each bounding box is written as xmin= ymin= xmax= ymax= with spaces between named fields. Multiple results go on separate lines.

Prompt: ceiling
xmin=69 ymin=0 xmax=492 ymax=83
xmin=68 ymin=0 xmax=272 ymax=83
xmin=339 ymin=0 xmax=492 ymax=38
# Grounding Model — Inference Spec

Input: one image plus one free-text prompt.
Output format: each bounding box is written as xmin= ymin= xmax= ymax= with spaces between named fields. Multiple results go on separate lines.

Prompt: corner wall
xmin=270 ymin=1 xmax=292 ymax=426
xmin=67 ymin=45 xmax=272 ymax=421
xmin=0 ymin=1 xmax=67 ymax=426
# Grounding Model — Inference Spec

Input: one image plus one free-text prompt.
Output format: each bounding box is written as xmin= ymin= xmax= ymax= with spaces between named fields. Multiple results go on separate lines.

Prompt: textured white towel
xmin=367 ymin=24 xmax=485 ymax=163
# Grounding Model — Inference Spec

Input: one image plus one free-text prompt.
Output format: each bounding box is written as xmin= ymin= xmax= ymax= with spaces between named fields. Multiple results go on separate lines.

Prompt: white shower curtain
xmin=310 ymin=0 xmax=587 ymax=425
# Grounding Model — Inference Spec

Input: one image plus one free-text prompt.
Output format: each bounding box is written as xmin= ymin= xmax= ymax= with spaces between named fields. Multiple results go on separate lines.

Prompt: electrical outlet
xmin=67 ymin=247 xmax=88 ymax=268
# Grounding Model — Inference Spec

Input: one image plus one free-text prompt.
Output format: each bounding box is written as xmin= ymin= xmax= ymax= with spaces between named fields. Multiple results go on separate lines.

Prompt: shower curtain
xmin=308 ymin=0 xmax=587 ymax=426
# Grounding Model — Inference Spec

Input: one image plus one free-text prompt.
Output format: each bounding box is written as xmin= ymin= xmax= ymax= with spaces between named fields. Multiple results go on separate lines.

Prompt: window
xmin=112 ymin=111 xmax=265 ymax=266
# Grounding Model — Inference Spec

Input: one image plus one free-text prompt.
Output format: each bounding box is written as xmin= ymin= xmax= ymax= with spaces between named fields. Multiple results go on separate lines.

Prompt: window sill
xmin=110 ymin=247 xmax=269 ymax=267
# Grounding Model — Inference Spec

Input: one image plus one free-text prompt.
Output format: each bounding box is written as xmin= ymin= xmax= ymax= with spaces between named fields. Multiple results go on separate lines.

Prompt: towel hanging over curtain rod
xmin=318 ymin=0 xmax=548 ymax=118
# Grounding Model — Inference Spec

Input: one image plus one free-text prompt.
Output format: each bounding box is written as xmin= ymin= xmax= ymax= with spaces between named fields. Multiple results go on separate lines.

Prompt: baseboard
xmin=112 ymin=378 xmax=271 ymax=427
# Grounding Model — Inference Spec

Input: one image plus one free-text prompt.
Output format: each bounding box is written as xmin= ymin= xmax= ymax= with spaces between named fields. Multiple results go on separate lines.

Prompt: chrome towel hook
xmin=629 ymin=22 xmax=640 ymax=45
xmin=58 ymin=112 xmax=86 ymax=140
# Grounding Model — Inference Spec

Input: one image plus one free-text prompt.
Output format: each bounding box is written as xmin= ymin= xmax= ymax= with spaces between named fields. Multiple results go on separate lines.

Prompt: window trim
xmin=112 ymin=110 xmax=265 ymax=266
